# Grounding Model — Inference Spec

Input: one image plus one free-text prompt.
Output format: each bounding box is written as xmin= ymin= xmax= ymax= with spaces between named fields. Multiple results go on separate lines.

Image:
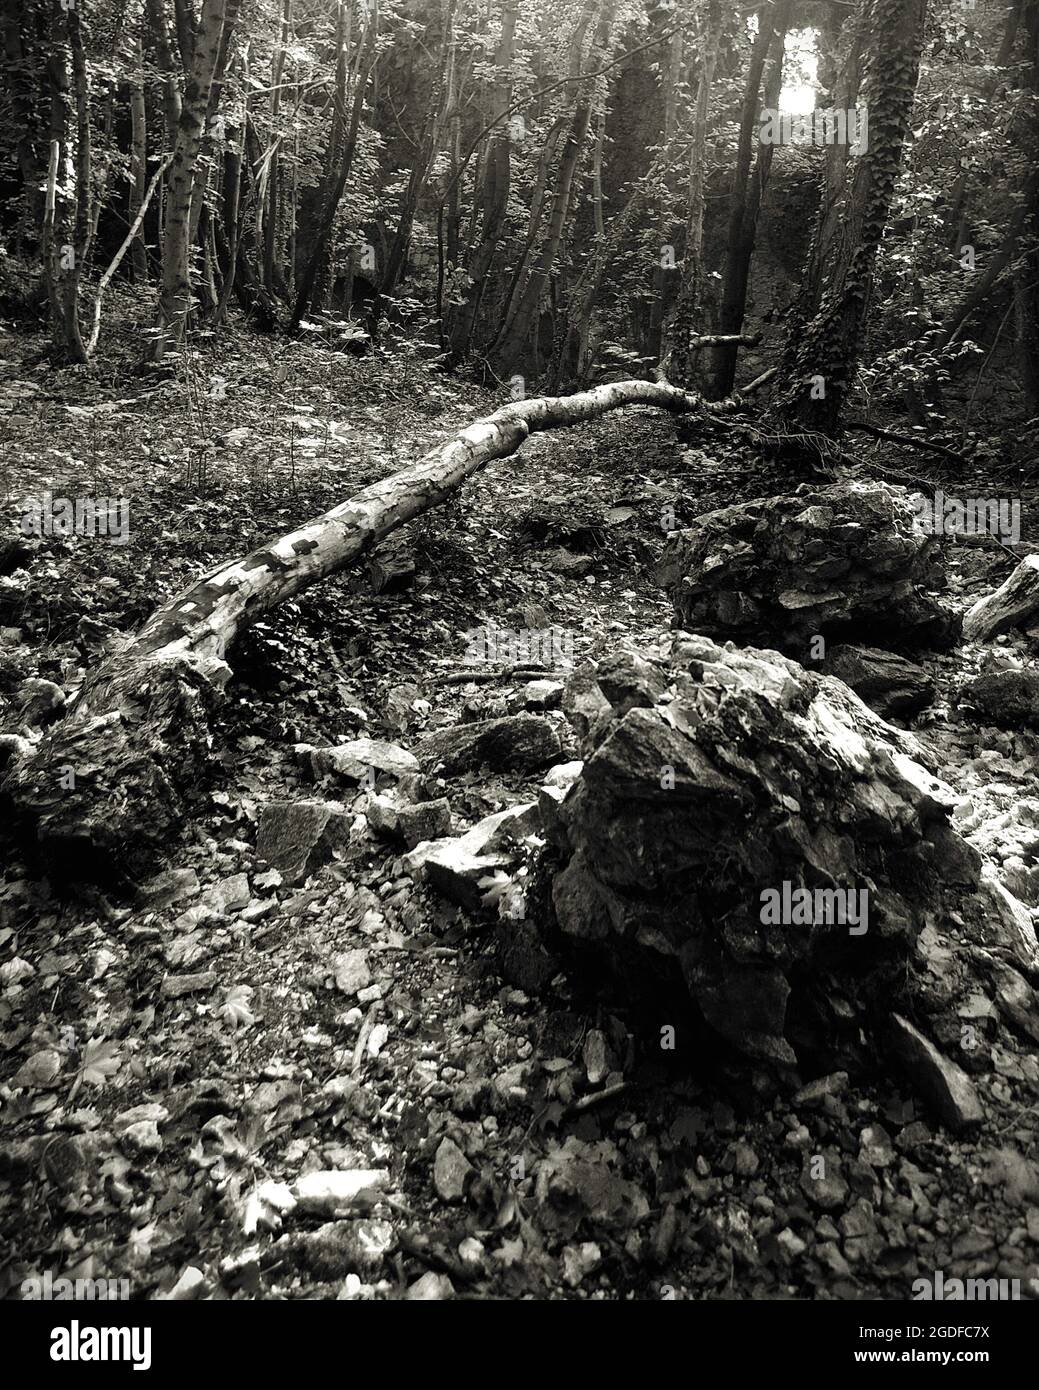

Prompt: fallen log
xmin=3 ymin=379 xmax=742 ymax=872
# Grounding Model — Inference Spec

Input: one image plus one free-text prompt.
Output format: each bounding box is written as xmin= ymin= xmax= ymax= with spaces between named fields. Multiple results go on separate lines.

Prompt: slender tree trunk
xmin=448 ymin=0 xmax=517 ymax=360
xmin=775 ymin=0 xmax=929 ymax=435
xmin=129 ymin=30 xmax=150 ymax=281
xmin=151 ymin=0 xmax=238 ymax=360
xmin=42 ymin=0 xmax=87 ymax=362
xmin=291 ymin=1 xmax=378 ymax=330
xmin=708 ymin=0 xmax=793 ymax=396
xmin=495 ymin=0 xmax=616 ymax=374
xmin=661 ymin=0 xmax=724 ymax=389
xmin=263 ymin=0 xmax=292 ymax=294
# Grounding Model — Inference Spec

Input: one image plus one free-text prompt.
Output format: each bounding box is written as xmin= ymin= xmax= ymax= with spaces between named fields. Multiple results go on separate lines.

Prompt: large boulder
xmin=548 ymin=634 xmax=1039 ymax=1074
xmin=658 ymin=482 xmax=957 ymax=654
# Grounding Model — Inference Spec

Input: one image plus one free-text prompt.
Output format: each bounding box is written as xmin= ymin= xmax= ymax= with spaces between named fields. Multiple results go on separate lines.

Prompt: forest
xmin=0 ymin=0 xmax=1038 ymax=1335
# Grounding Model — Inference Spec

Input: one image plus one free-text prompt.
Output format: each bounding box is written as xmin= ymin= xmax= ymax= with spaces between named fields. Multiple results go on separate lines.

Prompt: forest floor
xmin=2 ymin=315 xmax=1039 ymax=1301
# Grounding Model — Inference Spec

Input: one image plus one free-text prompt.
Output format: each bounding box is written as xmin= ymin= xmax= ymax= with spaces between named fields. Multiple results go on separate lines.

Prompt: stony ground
xmin=1 ymin=323 xmax=1038 ymax=1301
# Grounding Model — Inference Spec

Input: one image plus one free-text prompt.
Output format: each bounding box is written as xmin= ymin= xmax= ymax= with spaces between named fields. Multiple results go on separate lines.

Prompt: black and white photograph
xmin=0 ymin=0 xmax=1037 ymax=1358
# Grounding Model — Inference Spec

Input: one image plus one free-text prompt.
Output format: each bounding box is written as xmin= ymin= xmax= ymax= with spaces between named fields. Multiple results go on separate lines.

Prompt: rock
xmin=161 ymin=971 xmax=218 ymax=998
xmin=550 ymin=633 xmax=967 ymax=1064
xmin=404 ymin=803 xmax=540 ymax=910
xmin=114 ymin=1103 xmax=169 ymax=1131
xmin=256 ymin=800 xmax=350 ymax=885
xmin=292 ymin=1169 xmax=389 ymax=1214
xmin=659 ymin=481 xmax=957 ymax=653
xmin=888 ymin=1013 xmax=984 ymax=1132
xmin=419 ymin=714 xmax=561 ymax=776
xmin=509 ymin=679 xmax=564 ymax=712
xmin=279 ymin=1219 xmax=395 ymax=1280
xmin=496 ymin=919 xmax=561 ymax=993
xmin=364 ymin=794 xmax=400 ymax=838
xmin=396 ymin=798 xmax=452 ymax=849
xmin=959 ymin=669 xmax=1039 ymax=729
xmin=583 ymin=1029 xmax=609 ymax=1085
xmin=405 ymin=1271 xmax=454 ymax=1300
xmin=119 ymin=1120 xmax=163 ymax=1156
xmin=332 ymin=949 xmax=371 ymax=996
xmin=135 ymin=867 xmax=200 ymax=911
xmin=962 ymin=554 xmax=1039 ymax=641
xmin=433 ymin=1136 xmax=473 ymax=1203
xmin=163 ymin=1266 xmax=206 ymax=1301
xmin=14 ymin=677 xmax=65 ymax=727
xmin=42 ymin=1135 xmax=87 ymax=1192
xmin=792 ymin=1072 xmax=849 ymax=1107
xmin=309 ymin=739 xmax=419 ymax=781
xmin=201 ymin=873 xmax=251 ymax=914
xmin=800 ymin=1151 xmax=849 ymax=1210
xmin=775 ymin=1228 xmax=807 ymax=1259
xmin=821 ymin=645 xmax=936 ymax=717
xmin=543 ymin=547 xmax=593 ymax=577
xmin=538 ymin=761 xmax=583 ymax=846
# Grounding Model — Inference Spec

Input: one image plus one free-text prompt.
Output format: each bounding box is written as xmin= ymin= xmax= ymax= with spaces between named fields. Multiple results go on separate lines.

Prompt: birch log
xmin=4 ymin=380 xmax=741 ymax=871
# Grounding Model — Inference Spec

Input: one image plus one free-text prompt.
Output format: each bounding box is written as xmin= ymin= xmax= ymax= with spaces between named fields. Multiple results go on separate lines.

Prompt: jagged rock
xmin=419 ymin=714 xmax=561 ymax=776
xmin=821 ymin=646 xmax=935 ymax=718
xmin=306 ymin=739 xmax=419 ymax=782
xmin=508 ymin=679 xmax=564 ymax=712
xmin=256 ymin=800 xmax=350 ymax=885
xmin=396 ymin=797 xmax=452 ymax=848
xmin=364 ymin=794 xmax=400 ymax=838
xmin=962 ymin=554 xmax=1039 ymax=641
xmin=13 ymin=678 xmax=65 ymax=727
xmin=135 ymin=867 xmax=200 ymax=911
xmin=332 ymin=949 xmax=371 ymax=997
xmin=548 ymin=633 xmax=1032 ymax=1069
xmin=404 ymin=803 xmax=538 ymax=910
xmin=201 ymin=873 xmax=251 ymax=914
xmin=959 ymin=668 xmax=1039 ymax=729
xmin=538 ymin=761 xmax=583 ymax=845
xmin=543 ymin=548 xmax=593 ymax=577
xmin=659 ymin=481 xmax=957 ymax=654
xmin=887 ymin=1014 xmax=984 ymax=1132
xmin=433 ymin=1136 xmax=473 ymax=1203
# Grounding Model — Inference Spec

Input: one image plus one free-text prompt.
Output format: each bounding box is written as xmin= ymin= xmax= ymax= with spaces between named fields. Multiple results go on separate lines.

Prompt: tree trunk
xmin=5 ymin=379 xmax=745 ymax=871
xmin=708 ymin=0 xmax=794 ymax=396
xmin=151 ymin=0 xmax=237 ymax=359
xmin=661 ymin=0 xmax=725 ymax=389
xmin=129 ymin=30 xmax=150 ymax=281
xmin=774 ymin=0 xmax=928 ymax=435
xmin=494 ymin=0 xmax=616 ymax=374
xmin=290 ymin=1 xmax=377 ymax=331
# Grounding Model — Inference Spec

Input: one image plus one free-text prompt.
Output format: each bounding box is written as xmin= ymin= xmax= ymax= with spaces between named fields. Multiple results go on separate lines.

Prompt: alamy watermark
xmin=22 ymin=1270 xmax=130 ymax=1300
xmin=20 ymin=491 xmax=130 ymax=545
xmin=758 ymin=105 xmax=868 ymax=154
xmin=463 ymin=625 xmax=574 ymax=668
xmin=912 ymin=490 xmax=1021 ymax=545
xmin=912 ymin=1270 xmax=1020 ymax=1301
xmin=759 ymin=881 xmax=868 ymax=935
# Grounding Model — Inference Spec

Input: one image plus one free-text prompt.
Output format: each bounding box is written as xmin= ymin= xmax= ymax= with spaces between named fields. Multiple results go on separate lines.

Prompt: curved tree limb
xmin=4 ymin=380 xmax=744 ymax=873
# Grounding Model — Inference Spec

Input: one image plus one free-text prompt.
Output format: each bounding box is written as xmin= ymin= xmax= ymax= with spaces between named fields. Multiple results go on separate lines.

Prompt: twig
xmin=571 ymin=1080 xmax=629 ymax=1113
xmin=86 ymin=154 xmax=172 ymax=357
xmin=845 ymin=420 xmax=972 ymax=465
xmin=351 ymin=1003 xmax=380 ymax=1075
